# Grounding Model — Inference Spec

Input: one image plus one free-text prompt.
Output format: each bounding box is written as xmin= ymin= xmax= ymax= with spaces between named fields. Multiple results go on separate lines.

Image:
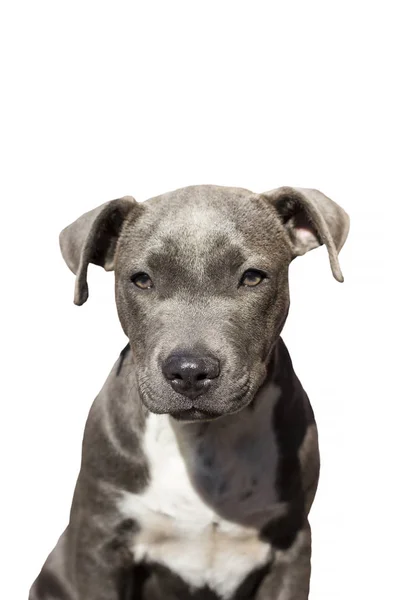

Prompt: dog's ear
xmin=263 ymin=187 xmax=350 ymax=282
xmin=59 ymin=196 xmax=142 ymax=305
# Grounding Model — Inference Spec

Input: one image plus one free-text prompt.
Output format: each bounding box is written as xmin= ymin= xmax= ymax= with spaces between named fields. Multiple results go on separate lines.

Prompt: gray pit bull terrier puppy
xmin=30 ymin=185 xmax=349 ymax=600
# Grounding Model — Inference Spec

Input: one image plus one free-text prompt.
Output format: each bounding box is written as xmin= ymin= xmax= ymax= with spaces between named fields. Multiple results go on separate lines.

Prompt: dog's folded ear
xmin=59 ymin=196 xmax=142 ymax=305
xmin=263 ymin=187 xmax=350 ymax=282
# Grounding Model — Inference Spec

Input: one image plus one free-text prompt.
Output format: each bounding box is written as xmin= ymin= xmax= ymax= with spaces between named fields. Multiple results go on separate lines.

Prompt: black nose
xmin=162 ymin=352 xmax=220 ymax=399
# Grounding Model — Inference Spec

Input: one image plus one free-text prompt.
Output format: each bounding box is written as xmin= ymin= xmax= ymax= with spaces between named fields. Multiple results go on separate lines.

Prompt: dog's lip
xmin=169 ymin=407 xmax=223 ymax=422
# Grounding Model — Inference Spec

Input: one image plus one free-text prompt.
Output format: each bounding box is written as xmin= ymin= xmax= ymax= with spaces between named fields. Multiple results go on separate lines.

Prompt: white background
xmin=1 ymin=1 xmax=399 ymax=598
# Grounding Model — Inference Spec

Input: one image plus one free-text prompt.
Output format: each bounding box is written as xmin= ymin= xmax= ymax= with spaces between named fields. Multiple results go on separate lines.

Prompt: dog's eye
xmin=240 ymin=269 xmax=266 ymax=287
xmin=131 ymin=272 xmax=153 ymax=289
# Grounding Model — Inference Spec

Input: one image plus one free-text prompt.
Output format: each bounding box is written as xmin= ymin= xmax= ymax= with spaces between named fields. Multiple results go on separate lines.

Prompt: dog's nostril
xmin=171 ymin=372 xmax=183 ymax=380
xmin=197 ymin=372 xmax=208 ymax=381
xmin=163 ymin=370 xmax=184 ymax=381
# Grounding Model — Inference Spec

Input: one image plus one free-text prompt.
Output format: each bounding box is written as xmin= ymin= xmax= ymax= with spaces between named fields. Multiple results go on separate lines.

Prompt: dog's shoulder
xmin=77 ymin=344 xmax=149 ymax=495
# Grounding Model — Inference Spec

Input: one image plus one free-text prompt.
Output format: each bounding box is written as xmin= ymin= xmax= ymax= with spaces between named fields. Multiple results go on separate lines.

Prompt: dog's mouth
xmin=141 ymin=388 xmax=255 ymax=422
xmin=169 ymin=407 xmax=223 ymax=422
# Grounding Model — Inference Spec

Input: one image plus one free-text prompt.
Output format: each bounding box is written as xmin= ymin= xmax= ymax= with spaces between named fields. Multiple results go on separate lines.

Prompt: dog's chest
xmin=119 ymin=396 xmax=282 ymax=599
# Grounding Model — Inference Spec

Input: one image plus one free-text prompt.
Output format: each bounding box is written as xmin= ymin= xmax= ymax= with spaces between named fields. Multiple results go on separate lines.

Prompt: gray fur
xmin=30 ymin=184 xmax=349 ymax=600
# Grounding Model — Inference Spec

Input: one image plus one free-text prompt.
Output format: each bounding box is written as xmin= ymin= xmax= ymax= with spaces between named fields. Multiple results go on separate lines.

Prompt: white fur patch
xmin=118 ymin=412 xmax=274 ymax=599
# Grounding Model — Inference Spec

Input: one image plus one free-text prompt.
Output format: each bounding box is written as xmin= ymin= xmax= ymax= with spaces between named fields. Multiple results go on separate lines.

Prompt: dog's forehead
xmin=147 ymin=200 xmax=239 ymax=252
xmin=120 ymin=185 xmax=289 ymax=273
xmin=139 ymin=185 xmax=278 ymax=242
xmin=145 ymin=185 xmax=256 ymax=226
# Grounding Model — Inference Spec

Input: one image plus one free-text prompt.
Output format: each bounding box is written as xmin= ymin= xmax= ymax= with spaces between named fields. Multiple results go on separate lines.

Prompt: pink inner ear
xmin=296 ymin=226 xmax=316 ymax=243
xmin=294 ymin=226 xmax=319 ymax=253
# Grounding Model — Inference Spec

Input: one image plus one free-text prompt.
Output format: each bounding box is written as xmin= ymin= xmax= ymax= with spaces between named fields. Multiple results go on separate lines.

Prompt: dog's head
xmin=60 ymin=185 xmax=349 ymax=421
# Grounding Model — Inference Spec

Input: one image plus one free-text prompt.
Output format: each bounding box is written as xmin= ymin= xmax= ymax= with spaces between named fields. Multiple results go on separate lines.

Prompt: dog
xmin=29 ymin=185 xmax=349 ymax=600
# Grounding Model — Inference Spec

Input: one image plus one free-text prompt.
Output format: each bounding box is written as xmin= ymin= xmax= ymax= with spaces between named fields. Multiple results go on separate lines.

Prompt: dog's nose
xmin=162 ymin=352 xmax=220 ymax=399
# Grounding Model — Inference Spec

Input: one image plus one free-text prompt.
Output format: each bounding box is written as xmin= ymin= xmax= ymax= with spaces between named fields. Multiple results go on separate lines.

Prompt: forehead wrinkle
xmin=145 ymin=205 xmax=245 ymax=278
xmin=147 ymin=231 xmax=247 ymax=279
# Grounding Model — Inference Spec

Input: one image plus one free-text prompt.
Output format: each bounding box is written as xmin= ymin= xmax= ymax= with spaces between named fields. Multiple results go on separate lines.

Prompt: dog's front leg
xmin=30 ymin=506 xmax=137 ymax=600
xmin=255 ymin=523 xmax=312 ymax=600
xmin=72 ymin=507 xmax=137 ymax=600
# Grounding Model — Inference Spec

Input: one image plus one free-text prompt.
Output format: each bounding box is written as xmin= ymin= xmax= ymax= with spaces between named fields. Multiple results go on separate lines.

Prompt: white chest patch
xmin=119 ymin=398 xmax=281 ymax=599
